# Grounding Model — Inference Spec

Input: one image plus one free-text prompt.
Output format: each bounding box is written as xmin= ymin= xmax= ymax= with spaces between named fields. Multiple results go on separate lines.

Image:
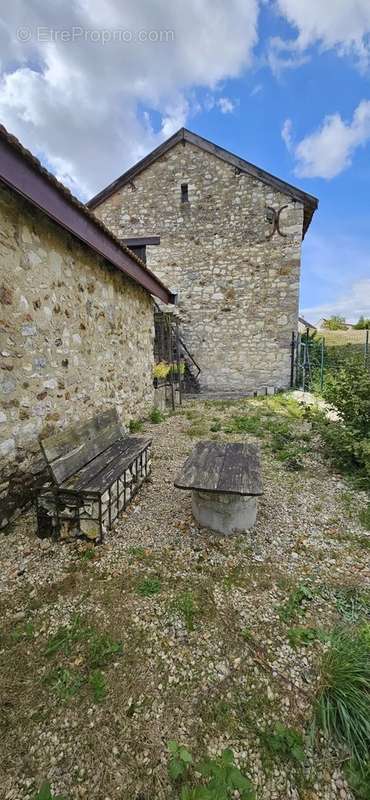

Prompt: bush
xmin=322 ymin=363 xmax=370 ymax=437
xmin=150 ymin=407 xmax=164 ymax=424
xmin=311 ymin=362 xmax=370 ymax=485
xmin=314 ymin=627 xmax=370 ymax=764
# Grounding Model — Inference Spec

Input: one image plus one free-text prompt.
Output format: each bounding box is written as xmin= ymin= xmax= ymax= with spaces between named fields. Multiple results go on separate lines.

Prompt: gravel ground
xmin=0 ymin=395 xmax=369 ymax=800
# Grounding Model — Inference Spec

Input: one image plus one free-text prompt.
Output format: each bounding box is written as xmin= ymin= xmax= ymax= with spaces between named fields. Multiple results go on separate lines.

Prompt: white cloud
xmin=217 ymin=96 xmax=236 ymax=114
xmin=272 ymin=0 xmax=370 ymax=69
xmin=282 ymin=100 xmax=370 ymax=178
xmin=0 ymin=1 xmax=258 ymax=198
xmin=250 ymin=83 xmax=263 ymax=96
xmin=302 ymin=278 xmax=370 ymax=323
xmin=281 ymin=117 xmax=293 ymax=151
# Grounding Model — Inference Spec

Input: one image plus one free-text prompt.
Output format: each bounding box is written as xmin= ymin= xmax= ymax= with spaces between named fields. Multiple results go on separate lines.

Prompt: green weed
xmin=167 ymin=740 xmax=193 ymax=781
xmin=128 ymin=545 xmax=147 ymax=559
xmin=150 ymin=407 xmax=164 ymax=424
xmin=11 ymin=621 xmax=34 ymax=642
xmin=333 ymin=587 xmax=370 ymax=624
xmin=47 ymin=668 xmax=83 ymax=702
xmin=89 ymin=669 xmax=106 ymax=702
xmin=34 ymin=782 xmax=67 ymax=800
xmin=45 ymin=615 xmax=89 ymax=657
xmin=224 ymin=415 xmax=263 ymax=436
xmin=288 ymin=626 xmax=328 ymax=648
xmin=174 ymin=591 xmax=198 ymax=631
xmin=136 ymin=577 xmax=161 ymax=596
xmin=129 ymin=419 xmax=143 ymax=433
xmin=278 ymin=584 xmax=313 ymax=623
xmin=88 ymin=631 xmax=122 ymax=668
xmin=167 ymin=743 xmax=255 ymax=799
xmin=261 ymin=723 xmax=305 ymax=764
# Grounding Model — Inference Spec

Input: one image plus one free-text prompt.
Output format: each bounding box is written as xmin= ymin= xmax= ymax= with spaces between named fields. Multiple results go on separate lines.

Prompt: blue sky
xmin=1 ymin=1 xmax=370 ymax=321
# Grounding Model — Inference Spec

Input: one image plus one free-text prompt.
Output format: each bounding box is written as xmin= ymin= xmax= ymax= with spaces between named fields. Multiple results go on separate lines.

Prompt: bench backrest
xmin=40 ymin=408 xmax=124 ymax=485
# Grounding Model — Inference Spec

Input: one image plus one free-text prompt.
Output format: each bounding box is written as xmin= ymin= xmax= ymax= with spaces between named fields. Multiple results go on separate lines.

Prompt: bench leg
xmin=191 ymin=490 xmax=257 ymax=535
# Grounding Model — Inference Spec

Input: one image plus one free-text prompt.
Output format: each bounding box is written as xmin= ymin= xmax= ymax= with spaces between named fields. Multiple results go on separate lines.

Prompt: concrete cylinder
xmin=192 ymin=490 xmax=257 ymax=535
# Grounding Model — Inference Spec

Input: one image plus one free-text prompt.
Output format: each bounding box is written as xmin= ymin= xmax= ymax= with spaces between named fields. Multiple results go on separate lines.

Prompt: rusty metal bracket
xmin=265 ymin=204 xmax=289 ymax=239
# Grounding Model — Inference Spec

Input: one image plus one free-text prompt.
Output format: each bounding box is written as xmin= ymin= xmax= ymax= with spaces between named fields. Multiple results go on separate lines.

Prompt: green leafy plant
xmin=136 ymin=577 xmax=161 ymax=596
xmin=174 ymin=591 xmax=198 ymax=631
xmin=167 ymin=740 xmax=193 ymax=781
xmin=34 ymin=782 xmax=67 ymax=800
xmin=11 ymin=621 xmax=34 ymax=642
xmin=278 ymin=584 xmax=313 ymax=623
xmin=334 ymin=587 xmax=370 ymax=624
xmin=89 ymin=669 xmax=106 ymax=702
xmin=167 ymin=744 xmax=255 ymax=799
xmin=45 ymin=615 xmax=89 ymax=657
xmin=47 ymin=667 xmax=83 ymax=701
xmin=150 ymin=406 xmax=164 ymax=424
xmin=129 ymin=418 xmax=143 ymax=433
xmin=288 ymin=626 xmax=328 ymax=648
xmin=314 ymin=627 xmax=370 ymax=763
xmin=88 ymin=631 xmax=123 ymax=668
xmin=210 ymin=419 xmax=222 ymax=432
xmin=261 ymin=723 xmax=305 ymax=764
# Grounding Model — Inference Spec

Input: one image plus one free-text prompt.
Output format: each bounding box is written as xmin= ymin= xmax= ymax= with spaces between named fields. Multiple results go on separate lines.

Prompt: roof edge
xmin=0 ymin=125 xmax=175 ymax=305
xmin=87 ymin=127 xmax=318 ymax=236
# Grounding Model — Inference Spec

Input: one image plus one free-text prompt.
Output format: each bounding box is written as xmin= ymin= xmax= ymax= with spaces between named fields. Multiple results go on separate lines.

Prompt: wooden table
xmin=174 ymin=441 xmax=263 ymax=535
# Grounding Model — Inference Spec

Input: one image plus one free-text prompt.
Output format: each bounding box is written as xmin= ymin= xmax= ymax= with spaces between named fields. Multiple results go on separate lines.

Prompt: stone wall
xmin=0 ymin=185 xmax=154 ymax=528
xmin=95 ymin=140 xmax=304 ymax=394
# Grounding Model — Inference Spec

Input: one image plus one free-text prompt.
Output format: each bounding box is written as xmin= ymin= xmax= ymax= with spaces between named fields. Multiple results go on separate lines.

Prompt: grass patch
xmin=315 ymin=626 xmax=370 ymax=763
xmin=45 ymin=616 xmax=122 ymax=704
xmin=333 ymin=587 xmax=370 ymax=624
xmin=173 ymin=590 xmax=198 ymax=631
xmin=224 ymin=415 xmax=264 ymax=436
xmin=187 ymin=422 xmax=209 ymax=437
xmin=136 ymin=577 xmax=161 ymax=596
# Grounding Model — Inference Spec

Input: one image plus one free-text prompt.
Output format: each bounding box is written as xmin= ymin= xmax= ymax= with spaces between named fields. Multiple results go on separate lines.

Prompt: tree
xmin=323 ymin=315 xmax=347 ymax=331
xmin=353 ymin=315 xmax=370 ymax=330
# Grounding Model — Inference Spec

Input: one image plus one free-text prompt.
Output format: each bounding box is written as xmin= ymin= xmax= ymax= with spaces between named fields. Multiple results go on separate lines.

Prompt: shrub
xmin=314 ymin=627 xmax=370 ymax=763
xmin=150 ymin=407 xmax=164 ymax=424
xmin=310 ymin=362 xmax=370 ymax=484
xmin=129 ymin=419 xmax=143 ymax=433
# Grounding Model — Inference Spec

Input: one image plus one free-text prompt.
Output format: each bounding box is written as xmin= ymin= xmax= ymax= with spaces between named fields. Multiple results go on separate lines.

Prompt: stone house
xmin=0 ymin=125 xmax=174 ymax=528
xmin=88 ymin=128 xmax=318 ymax=395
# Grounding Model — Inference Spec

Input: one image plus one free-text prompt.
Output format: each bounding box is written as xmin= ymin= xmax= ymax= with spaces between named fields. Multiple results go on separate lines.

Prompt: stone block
xmin=192 ymin=490 xmax=258 ymax=535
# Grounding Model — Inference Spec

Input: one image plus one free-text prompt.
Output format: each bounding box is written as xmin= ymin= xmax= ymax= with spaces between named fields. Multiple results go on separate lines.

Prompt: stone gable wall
xmin=95 ymin=140 xmax=304 ymax=393
xmin=0 ymin=185 xmax=154 ymax=528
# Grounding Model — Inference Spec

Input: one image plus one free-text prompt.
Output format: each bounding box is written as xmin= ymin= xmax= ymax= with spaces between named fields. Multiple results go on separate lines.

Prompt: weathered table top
xmin=174 ymin=441 xmax=263 ymax=496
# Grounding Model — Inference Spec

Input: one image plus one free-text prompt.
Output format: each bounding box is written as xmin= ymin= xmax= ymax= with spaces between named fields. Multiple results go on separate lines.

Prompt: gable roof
xmin=0 ymin=124 xmax=175 ymax=305
xmin=298 ymin=315 xmax=316 ymax=330
xmin=87 ymin=127 xmax=318 ymax=237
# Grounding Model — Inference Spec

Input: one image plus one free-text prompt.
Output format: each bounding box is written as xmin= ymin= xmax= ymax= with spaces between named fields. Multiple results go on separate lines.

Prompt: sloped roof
xmin=0 ymin=124 xmax=175 ymax=304
xmin=87 ymin=127 xmax=318 ymax=237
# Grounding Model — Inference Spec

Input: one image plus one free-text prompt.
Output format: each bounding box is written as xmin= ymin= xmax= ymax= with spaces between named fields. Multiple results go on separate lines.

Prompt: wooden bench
xmin=174 ymin=441 xmax=263 ymax=535
xmin=36 ymin=409 xmax=151 ymax=543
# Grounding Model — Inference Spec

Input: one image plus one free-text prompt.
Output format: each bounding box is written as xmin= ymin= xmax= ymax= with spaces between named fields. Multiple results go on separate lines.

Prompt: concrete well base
xmin=192 ymin=490 xmax=257 ymax=535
